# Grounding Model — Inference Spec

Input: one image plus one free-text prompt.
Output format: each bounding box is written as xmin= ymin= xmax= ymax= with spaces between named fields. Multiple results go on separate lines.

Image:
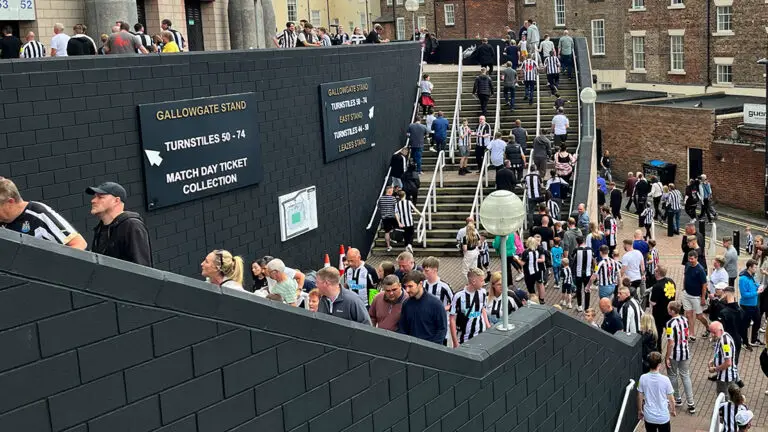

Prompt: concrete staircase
xmin=370 ymin=67 xmax=580 ymax=257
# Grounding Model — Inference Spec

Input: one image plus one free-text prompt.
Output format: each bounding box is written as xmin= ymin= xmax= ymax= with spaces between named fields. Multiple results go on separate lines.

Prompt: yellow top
xmin=162 ymin=41 xmax=180 ymax=53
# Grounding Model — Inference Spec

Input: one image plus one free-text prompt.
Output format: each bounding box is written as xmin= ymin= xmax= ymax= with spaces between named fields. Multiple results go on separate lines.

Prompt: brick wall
xmin=596 ymin=102 xmax=715 ymax=184
xmin=710 ymin=4 xmax=768 ymax=88
xmin=375 ymin=2 xmax=435 ymax=40
xmin=433 ymin=0 xmax=514 ymax=39
xmin=0 ymin=43 xmax=420 ymax=278
xmin=704 ymin=142 xmax=764 ymax=213
xmin=0 ymin=230 xmax=642 ymax=432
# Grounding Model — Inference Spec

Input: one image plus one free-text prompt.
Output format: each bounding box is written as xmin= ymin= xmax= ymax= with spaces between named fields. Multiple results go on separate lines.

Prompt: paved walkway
xmin=367 ymin=211 xmax=768 ymax=431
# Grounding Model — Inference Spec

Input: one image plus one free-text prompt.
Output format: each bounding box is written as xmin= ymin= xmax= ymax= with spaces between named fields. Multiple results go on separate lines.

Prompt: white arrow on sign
xmin=145 ymin=150 xmax=163 ymax=166
xmin=369 ymin=106 xmax=375 ymax=119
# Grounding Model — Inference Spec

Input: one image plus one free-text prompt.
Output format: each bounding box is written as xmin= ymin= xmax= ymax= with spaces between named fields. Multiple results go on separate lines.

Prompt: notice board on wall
xmin=319 ymin=77 xmax=376 ymax=163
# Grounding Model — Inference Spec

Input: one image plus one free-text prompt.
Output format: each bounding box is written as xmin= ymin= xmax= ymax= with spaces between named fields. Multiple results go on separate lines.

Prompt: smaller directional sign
xmin=319 ymin=78 xmax=376 ymax=163
xmin=137 ymin=93 xmax=262 ymax=211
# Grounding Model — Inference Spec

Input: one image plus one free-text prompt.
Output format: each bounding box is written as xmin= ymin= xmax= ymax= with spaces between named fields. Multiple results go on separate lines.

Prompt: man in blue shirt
xmin=739 ymin=259 xmax=762 ymax=347
xmin=431 ymin=111 xmax=450 ymax=153
xmin=399 ymin=270 xmax=448 ymax=344
xmin=682 ymin=250 xmax=709 ymax=341
xmin=599 ymin=298 xmax=622 ymax=334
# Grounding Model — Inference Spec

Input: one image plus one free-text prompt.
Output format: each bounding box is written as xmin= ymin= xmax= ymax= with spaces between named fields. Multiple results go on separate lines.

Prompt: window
xmin=311 ymin=10 xmax=321 ymax=26
xmin=387 ymin=0 xmax=392 ymax=6
xmin=419 ymin=0 xmax=424 ymax=4
xmin=717 ymin=6 xmax=732 ymax=32
xmin=632 ymin=36 xmax=645 ymax=70
xmin=396 ymin=17 xmax=405 ymax=40
xmin=333 ymin=18 xmax=339 ymax=25
xmin=287 ymin=0 xmax=297 ymax=22
xmin=670 ymin=35 xmax=684 ymax=71
xmin=716 ymin=64 xmax=732 ymax=84
xmin=632 ymin=0 xmax=644 ymax=8
xmin=671 ymin=0 xmax=683 ymax=4
xmin=444 ymin=4 xmax=455 ymax=26
xmin=600 ymin=83 xmax=613 ymax=90
xmin=349 ymin=21 xmax=354 ymax=30
xmin=360 ymin=13 xmax=366 ymax=29
xmin=554 ymin=0 xmax=566 ymax=26
xmin=417 ymin=16 xmax=426 ymax=31
xmin=396 ymin=0 xmax=403 ymax=5
xmin=591 ymin=20 xmax=605 ymax=55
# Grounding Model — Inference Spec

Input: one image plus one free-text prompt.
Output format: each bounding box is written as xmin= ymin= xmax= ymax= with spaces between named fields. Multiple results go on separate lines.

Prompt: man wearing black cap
xmin=86 ymin=182 xmax=152 ymax=266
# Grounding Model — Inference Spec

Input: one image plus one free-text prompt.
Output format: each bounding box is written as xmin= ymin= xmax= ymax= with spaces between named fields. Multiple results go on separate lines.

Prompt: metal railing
xmin=613 ymin=379 xmax=636 ymax=432
xmin=569 ymin=48 xmax=583 ymax=217
xmin=449 ymin=45 xmax=463 ymax=164
xmin=416 ymin=150 xmax=445 ymax=246
xmin=709 ymin=392 xmax=726 ymax=432
xmin=366 ymin=47 xmax=425 ymax=230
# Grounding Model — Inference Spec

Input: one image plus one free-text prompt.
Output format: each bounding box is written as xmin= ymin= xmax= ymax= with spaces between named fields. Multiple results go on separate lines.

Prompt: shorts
xmin=524 ymin=273 xmax=539 ymax=293
xmin=459 ymin=145 xmax=469 ymax=157
xmin=598 ymin=284 xmax=615 ymax=299
xmin=382 ymin=217 xmax=398 ymax=233
xmin=681 ymin=292 xmax=705 ymax=315
xmin=390 ymin=177 xmax=403 ymax=189
xmin=561 ymin=283 xmax=573 ymax=294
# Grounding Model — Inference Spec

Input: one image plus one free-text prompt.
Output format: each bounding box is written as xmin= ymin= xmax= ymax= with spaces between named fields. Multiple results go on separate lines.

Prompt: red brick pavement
xmin=368 ymin=213 xmax=768 ymax=431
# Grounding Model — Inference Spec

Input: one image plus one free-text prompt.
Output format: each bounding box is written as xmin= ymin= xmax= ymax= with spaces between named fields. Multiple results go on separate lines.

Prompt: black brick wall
xmin=0 ymin=44 xmax=421 ymax=277
xmin=0 ymin=230 xmax=641 ymax=432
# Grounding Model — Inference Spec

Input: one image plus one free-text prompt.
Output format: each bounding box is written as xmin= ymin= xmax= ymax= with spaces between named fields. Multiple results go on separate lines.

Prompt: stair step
xmin=370 ymin=247 xmax=465 ymax=257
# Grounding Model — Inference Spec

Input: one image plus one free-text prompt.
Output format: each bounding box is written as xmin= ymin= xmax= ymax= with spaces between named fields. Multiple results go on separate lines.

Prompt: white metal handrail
xmin=494 ymin=46 xmax=501 ymax=136
xmin=709 ymin=392 xmax=726 ymax=432
xmin=568 ymin=48 xmax=585 ymax=216
xmin=416 ymin=150 xmax=445 ymax=246
xmin=449 ymin=45 xmax=463 ymax=163
xmin=469 ymin=150 xmax=490 ymax=225
xmin=522 ymin=149 xmax=534 ymax=231
xmin=366 ymin=47 xmax=425 ymax=230
xmin=613 ymin=379 xmax=636 ymax=432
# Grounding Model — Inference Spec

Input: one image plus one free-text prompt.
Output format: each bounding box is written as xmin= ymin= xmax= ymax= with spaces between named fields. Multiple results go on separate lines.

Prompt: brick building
xmin=374 ymin=0 xmax=434 ymax=41
xmin=433 ymin=0 xmax=514 ymax=39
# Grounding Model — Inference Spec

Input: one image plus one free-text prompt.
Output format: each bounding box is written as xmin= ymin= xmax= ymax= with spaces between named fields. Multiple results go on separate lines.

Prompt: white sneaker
xmin=386 ymin=246 xmax=392 ymax=252
xmin=406 ymin=244 xmax=413 ymax=253
xmin=576 ymin=306 xmax=583 ymax=312
xmin=567 ymin=302 xmax=573 ymax=309
xmin=560 ymin=300 xmax=566 ymax=307
xmin=515 ymin=274 xmax=524 ymax=282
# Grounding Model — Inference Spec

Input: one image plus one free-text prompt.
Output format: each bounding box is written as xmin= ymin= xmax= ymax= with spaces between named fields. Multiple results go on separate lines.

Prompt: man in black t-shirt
xmin=531 ymin=215 xmax=554 ymax=250
xmin=599 ymin=297 xmax=623 ymax=335
xmin=649 ymin=265 xmax=676 ymax=351
xmin=0 ymin=177 xmax=87 ymax=249
xmin=0 ymin=26 xmax=21 ymax=59
xmin=365 ymin=24 xmax=389 ymax=43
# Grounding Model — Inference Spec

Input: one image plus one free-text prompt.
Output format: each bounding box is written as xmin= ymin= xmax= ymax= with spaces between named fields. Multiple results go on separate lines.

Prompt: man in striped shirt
xmin=20 ymin=32 xmax=46 ymax=58
xmin=591 ymin=245 xmax=617 ymax=300
xmin=571 ymin=235 xmax=593 ymax=312
xmin=450 ymin=268 xmax=490 ymax=346
xmin=602 ymin=206 xmax=618 ymax=254
xmin=665 ymin=183 xmax=683 ymax=234
xmin=665 ymin=301 xmax=696 ymax=414
xmin=709 ymin=321 xmax=740 ymax=395
xmin=378 ymin=186 xmax=398 ymax=252
xmin=544 ymin=54 xmax=560 ymax=95
xmin=618 ymin=286 xmax=642 ymax=334
xmin=521 ymin=54 xmax=538 ymax=105
xmin=274 ymin=22 xmax=298 ymax=48
xmin=422 ymin=256 xmax=454 ymax=346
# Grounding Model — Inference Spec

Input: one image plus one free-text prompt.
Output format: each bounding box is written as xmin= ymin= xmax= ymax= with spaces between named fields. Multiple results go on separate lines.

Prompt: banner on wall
xmin=744 ymin=103 xmax=766 ymax=126
xmin=319 ymin=77 xmax=376 ymax=163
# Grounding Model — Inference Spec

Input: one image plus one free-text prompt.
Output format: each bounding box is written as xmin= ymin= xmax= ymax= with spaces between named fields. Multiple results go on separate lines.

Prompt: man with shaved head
xmin=708 ymin=321 xmax=740 ymax=394
xmin=343 ymin=247 xmax=379 ymax=307
xmin=600 ymin=297 xmax=623 ymax=334
xmin=20 ymin=31 xmax=46 ymax=58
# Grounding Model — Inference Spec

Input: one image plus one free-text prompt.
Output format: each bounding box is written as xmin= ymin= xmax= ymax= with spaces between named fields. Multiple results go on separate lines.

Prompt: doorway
xmin=0 ymin=21 xmax=20 ymax=37
xmin=688 ymin=148 xmax=703 ymax=181
xmin=184 ymin=0 xmax=204 ymax=51
xmin=136 ymin=0 xmax=147 ymax=29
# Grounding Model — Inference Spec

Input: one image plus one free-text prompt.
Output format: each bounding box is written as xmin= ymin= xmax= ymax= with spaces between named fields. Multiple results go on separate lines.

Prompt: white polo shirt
xmin=51 ymin=33 xmax=70 ymax=56
xmin=552 ymin=114 xmax=569 ymax=135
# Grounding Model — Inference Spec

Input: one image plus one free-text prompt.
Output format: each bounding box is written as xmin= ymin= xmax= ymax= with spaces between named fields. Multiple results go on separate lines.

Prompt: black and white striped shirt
xmin=641 ymin=207 xmax=654 ymax=226
xmin=276 ymin=29 xmax=297 ymax=48
xmin=666 ymin=316 xmax=690 ymax=361
xmin=714 ymin=332 xmax=739 ymax=382
xmin=487 ymin=294 xmax=518 ymax=320
xmin=476 ymin=123 xmax=491 ymax=147
xmin=378 ymin=195 xmax=396 ymax=219
xmin=648 ymin=248 xmax=659 ymax=277
xmin=620 ymin=297 xmax=642 ymax=334
xmin=524 ymin=173 xmax=542 ymax=200
xmin=521 ymin=249 xmax=540 ymax=276
xmin=595 ymin=257 xmax=616 ymax=286
xmin=561 ymin=266 xmax=573 ymax=286
xmin=21 ymin=40 xmax=46 ymax=58
xmin=572 ymin=246 xmax=593 ymax=277
xmin=425 ymin=278 xmax=452 ymax=341
xmin=544 ymin=56 xmax=560 ymax=74
xmin=2 ymin=201 xmax=78 ymax=245
xmin=450 ymin=288 xmax=488 ymax=343
xmin=603 ymin=216 xmax=617 ymax=247
xmin=477 ymin=241 xmax=490 ymax=268
xmin=547 ymin=200 xmax=560 ymax=221
xmin=522 ymin=58 xmax=538 ymax=81
xmin=168 ymin=29 xmax=184 ymax=50
xmin=719 ymin=401 xmax=747 ymax=432
xmin=666 ymin=190 xmax=682 ymax=211
xmin=395 ymin=199 xmax=415 ymax=227
xmin=746 ymin=233 xmax=754 ymax=255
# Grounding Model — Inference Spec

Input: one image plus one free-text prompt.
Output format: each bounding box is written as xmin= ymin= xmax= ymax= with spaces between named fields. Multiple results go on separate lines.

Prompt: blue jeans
xmin=672 ymin=209 xmax=680 ymax=232
xmin=552 ymin=265 xmax=561 ymax=284
xmin=435 ymin=137 xmax=446 ymax=153
xmin=598 ymin=284 xmax=615 ymax=299
xmin=411 ymin=147 xmax=422 ymax=173
xmin=503 ymin=86 xmax=515 ymax=108
xmin=524 ymin=81 xmax=535 ymax=103
xmin=560 ymin=54 xmax=573 ymax=78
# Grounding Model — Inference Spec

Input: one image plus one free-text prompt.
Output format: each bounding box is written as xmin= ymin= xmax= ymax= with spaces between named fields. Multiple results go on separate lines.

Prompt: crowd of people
xmin=0 ymin=20 xmax=187 ymax=59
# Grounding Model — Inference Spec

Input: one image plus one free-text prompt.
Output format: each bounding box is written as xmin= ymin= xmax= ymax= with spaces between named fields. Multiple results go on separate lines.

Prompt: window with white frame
xmin=716 ymin=64 xmax=732 ymax=84
xmin=360 ymin=13 xmax=366 ymax=28
xmin=333 ymin=18 xmax=339 ymax=25
xmin=396 ymin=0 xmax=403 ymax=5
xmin=349 ymin=21 xmax=354 ymax=29
xmin=670 ymin=35 xmax=684 ymax=71
xmin=419 ymin=0 xmax=424 ymax=4
xmin=591 ymin=20 xmax=605 ymax=55
xmin=632 ymin=36 xmax=645 ymax=69
xmin=600 ymin=83 xmax=613 ymax=90
xmin=525 ymin=0 xmax=535 ymax=4
xmin=554 ymin=0 xmax=566 ymax=26
xmin=444 ymin=4 xmax=455 ymax=26
xmin=387 ymin=0 xmax=392 ymax=6
xmin=417 ymin=16 xmax=426 ymax=31
xmin=287 ymin=0 xmax=298 ymax=22
xmin=311 ymin=10 xmax=321 ymax=26
xmin=632 ymin=0 xmax=644 ymax=8
xmin=671 ymin=0 xmax=683 ymax=4
xmin=396 ymin=17 xmax=405 ymax=40
xmin=717 ymin=6 xmax=732 ymax=32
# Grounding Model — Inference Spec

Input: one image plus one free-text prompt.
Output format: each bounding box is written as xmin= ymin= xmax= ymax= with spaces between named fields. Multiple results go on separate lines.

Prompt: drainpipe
xmin=433 ymin=0 xmax=437 ymax=38
xmin=705 ymin=0 xmax=712 ymax=93
xmin=326 ymin=0 xmax=330 ymax=27
xmin=463 ymin=0 xmax=467 ymax=38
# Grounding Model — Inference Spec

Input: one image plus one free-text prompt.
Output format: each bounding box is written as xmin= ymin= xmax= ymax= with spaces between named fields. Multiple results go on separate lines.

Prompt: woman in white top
xmin=420 ymin=73 xmax=434 ymax=116
xmin=461 ymin=222 xmax=481 ymax=283
xmin=201 ymin=249 xmax=245 ymax=290
xmin=649 ymin=176 xmax=664 ymax=221
xmin=349 ymin=27 xmax=365 ymax=44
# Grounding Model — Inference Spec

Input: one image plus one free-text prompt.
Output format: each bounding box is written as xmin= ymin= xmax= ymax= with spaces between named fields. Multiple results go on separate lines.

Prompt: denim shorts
xmin=598 ymin=284 xmax=615 ymax=299
xmin=459 ymin=145 xmax=469 ymax=157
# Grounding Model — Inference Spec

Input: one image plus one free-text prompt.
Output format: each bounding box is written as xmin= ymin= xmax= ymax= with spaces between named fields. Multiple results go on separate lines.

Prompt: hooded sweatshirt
xmin=67 ymin=33 xmax=97 ymax=56
xmin=532 ymin=135 xmax=551 ymax=160
xmin=738 ymin=269 xmax=759 ymax=307
xmin=91 ymin=211 xmax=153 ymax=266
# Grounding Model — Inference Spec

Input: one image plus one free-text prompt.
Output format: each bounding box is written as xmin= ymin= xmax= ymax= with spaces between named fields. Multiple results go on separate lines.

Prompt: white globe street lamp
xmin=405 ymin=0 xmax=419 ymax=42
xmin=580 ymin=87 xmax=597 ymax=138
xmin=479 ymin=190 xmax=526 ymax=331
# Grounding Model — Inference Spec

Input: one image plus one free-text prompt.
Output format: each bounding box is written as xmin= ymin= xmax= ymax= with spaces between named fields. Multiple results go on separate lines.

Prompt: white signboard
xmin=744 ymin=103 xmax=766 ymax=126
xmin=0 ymin=0 xmax=37 ymax=21
xmin=279 ymin=186 xmax=318 ymax=241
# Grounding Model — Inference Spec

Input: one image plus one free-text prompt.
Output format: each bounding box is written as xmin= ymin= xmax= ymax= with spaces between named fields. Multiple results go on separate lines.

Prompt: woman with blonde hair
xmin=461 ymin=221 xmax=480 ymax=282
xmin=585 ymin=221 xmax=605 ymax=267
xmin=639 ymin=314 xmax=658 ymax=373
xmin=201 ymin=249 xmax=245 ymax=290
xmin=486 ymin=271 xmax=518 ymax=324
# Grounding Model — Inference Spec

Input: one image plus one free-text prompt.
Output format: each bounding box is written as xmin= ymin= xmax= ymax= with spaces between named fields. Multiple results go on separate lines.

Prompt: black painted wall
xmin=0 ymin=230 xmax=642 ymax=432
xmin=0 ymin=44 xmax=421 ymax=277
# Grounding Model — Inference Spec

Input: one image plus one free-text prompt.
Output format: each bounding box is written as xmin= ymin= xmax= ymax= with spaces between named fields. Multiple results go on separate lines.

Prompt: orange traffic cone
xmin=338 ymin=245 xmax=346 ymax=275
xmin=323 ymin=254 xmax=330 ymax=268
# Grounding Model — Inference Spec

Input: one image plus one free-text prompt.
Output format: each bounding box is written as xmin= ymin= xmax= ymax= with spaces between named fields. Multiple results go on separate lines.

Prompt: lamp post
xmin=479 ymin=190 xmax=526 ymax=331
xmin=579 ymin=87 xmax=597 ymax=138
xmin=758 ymin=58 xmax=768 ymax=219
xmin=405 ymin=0 xmax=419 ymax=41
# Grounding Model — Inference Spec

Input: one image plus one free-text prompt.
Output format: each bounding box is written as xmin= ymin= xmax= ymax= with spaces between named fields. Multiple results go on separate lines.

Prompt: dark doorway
xmin=137 ymin=0 xmax=147 ymax=29
xmin=0 ymin=21 xmax=21 ymax=37
xmin=184 ymin=0 xmax=204 ymax=51
xmin=596 ymin=128 xmax=603 ymax=169
xmin=688 ymin=148 xmax=703 ymax=180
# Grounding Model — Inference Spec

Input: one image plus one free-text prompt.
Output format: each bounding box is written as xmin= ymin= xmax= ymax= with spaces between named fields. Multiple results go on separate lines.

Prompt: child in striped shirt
xmin=477 ymin=233 xmax=491 ymax=280
xmin=560 ymin=257 xmax=573 ymax=309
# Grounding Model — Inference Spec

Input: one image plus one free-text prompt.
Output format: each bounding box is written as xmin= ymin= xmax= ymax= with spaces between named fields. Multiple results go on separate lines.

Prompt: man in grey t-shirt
xmin=407 ymin=116 xmax=428 ymax=174
xmin=558 ymin=30 xmax=574 ymax=79
xmin=106 ymin=22 xmax=147 ymax=55
xmin=722 ymin=236 xmax=739 ymax=286
xmin=501 ymin=62 xmax=517 ymax=109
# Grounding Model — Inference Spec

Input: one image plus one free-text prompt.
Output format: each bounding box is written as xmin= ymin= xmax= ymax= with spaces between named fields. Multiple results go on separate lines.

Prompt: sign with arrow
xmin=137 ymin=93 xmax=262 ymax=211
xmin=319 ymin=77 xmax=376 ymax=163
